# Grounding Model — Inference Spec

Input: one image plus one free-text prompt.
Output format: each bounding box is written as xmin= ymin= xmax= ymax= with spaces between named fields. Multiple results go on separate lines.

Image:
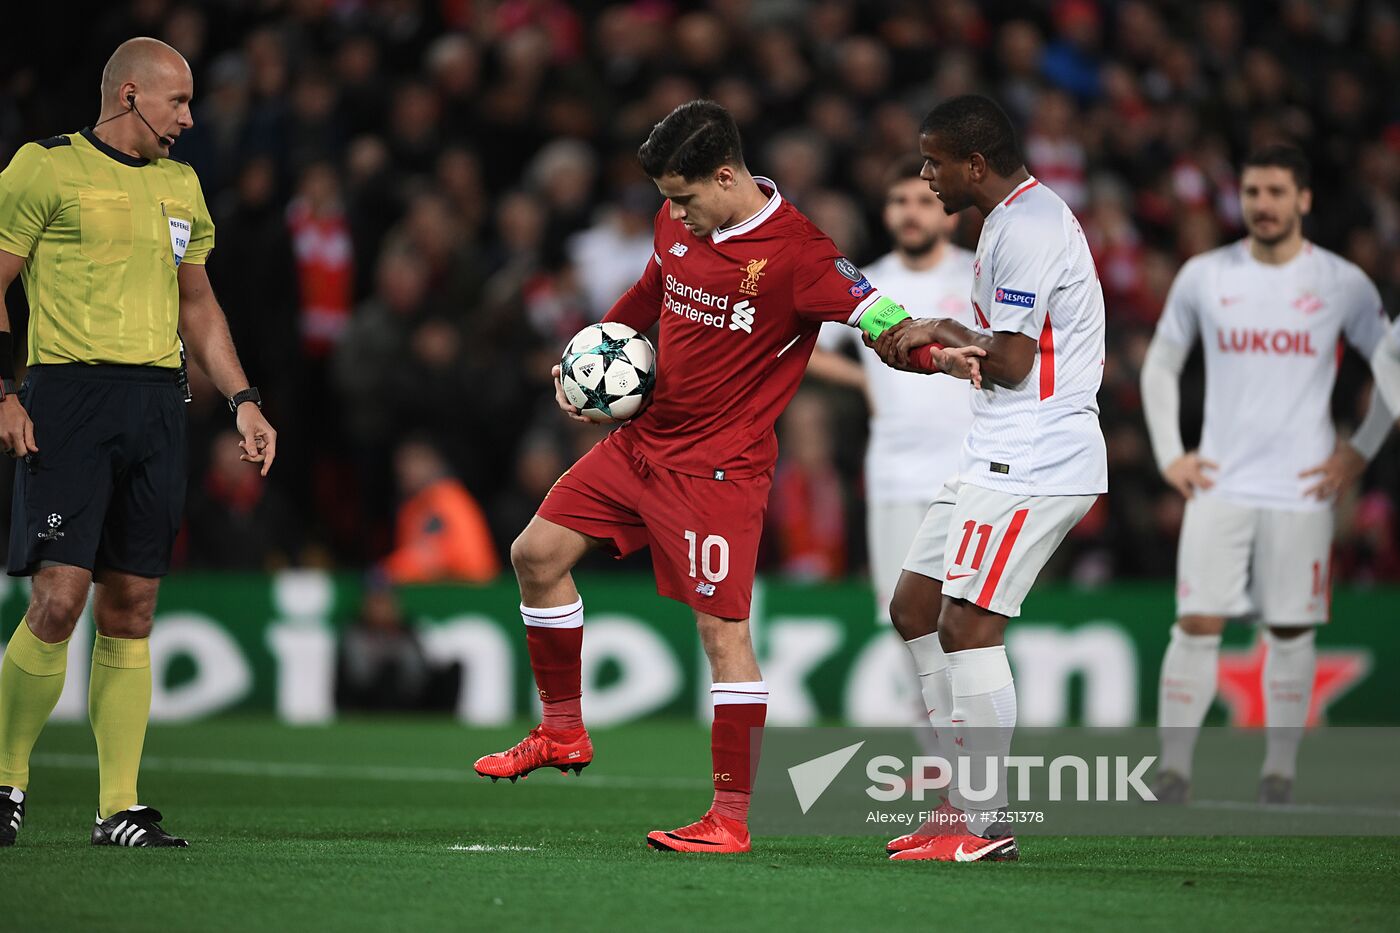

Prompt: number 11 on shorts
xmin=954 ymin=520 xmax=993 ymax=571
xmin=684 ymin=530 xmax=730 ymax=582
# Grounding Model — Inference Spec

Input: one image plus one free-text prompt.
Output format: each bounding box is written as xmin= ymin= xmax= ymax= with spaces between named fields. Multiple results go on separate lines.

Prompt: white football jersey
xmin=817 ymin=247 xmax=976 ymax=503
xmin=1156 ymin=239 xmax=1387 ymax=511
xmin=962 ymin=177 xmax=1108 ymax=496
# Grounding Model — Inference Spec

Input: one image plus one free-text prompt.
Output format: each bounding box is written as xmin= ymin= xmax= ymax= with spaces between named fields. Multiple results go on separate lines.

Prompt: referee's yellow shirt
xmin=0 ymin=128 xmax=215 ymax=368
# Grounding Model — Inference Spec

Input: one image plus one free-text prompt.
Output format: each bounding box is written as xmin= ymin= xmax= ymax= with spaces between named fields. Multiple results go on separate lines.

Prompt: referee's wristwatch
xmin=0 ymin=378 xmax=16 ymax=402
xmin=228 ymin=386 xmax=262 ymax=413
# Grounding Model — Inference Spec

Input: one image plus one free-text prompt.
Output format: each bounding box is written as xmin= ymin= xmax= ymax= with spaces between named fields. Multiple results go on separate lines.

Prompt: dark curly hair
xmin=637 ymin=100 xmax=745 ymax=181
xmin=919 ymin=95 xmax=1023 ymax=177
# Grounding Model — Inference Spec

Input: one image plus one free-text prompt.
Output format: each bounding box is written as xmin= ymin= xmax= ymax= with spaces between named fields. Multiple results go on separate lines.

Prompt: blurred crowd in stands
xmin=2 ymin=0 xmax=1398 ymax=585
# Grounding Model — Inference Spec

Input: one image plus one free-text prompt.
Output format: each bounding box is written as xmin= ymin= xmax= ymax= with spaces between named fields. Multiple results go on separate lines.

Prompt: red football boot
xmin=889 ymin=830 xmax=1018 ymax=862
xmin=646 ymin=811 xmax=751 ymax=853
xmin=886 ymin=797 xmax=965 ymax=854
xmin=473 ymin=725 xmax=592 ymax=782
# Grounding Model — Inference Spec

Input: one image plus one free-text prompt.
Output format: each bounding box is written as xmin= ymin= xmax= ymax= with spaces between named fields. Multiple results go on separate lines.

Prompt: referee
xmin=0 ymin=37 xmax=277 ymax=847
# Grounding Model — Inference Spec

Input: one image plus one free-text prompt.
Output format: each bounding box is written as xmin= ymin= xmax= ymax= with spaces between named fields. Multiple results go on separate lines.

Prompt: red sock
xmin=709 ymin=682 xmax=768 ymax=825
xmin=522 ymin=601 xmax=585 ymax=734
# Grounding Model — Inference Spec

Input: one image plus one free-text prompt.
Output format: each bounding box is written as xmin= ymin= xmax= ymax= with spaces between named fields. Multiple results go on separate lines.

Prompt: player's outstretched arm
xmin=0 ymin=250 xmax=36 ymax=458
xmin=178 ymin=262 xmax=278 ymax=475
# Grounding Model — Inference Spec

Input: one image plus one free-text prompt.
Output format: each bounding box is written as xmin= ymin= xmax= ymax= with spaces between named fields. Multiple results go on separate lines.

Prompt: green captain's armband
xmin=856 ymin=296 xmax=911 ymax=341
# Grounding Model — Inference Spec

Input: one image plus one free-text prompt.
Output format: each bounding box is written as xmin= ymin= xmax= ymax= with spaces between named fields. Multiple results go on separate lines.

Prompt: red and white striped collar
xmin=712 ymin=176 xmax=782 ymax=244
xmin=1001 ymin=176 xmax=1040 ymax=208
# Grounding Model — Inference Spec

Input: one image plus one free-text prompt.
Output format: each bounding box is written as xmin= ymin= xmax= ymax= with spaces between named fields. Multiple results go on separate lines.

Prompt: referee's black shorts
xmin=8 ymin=364 xmax=187 ymax=578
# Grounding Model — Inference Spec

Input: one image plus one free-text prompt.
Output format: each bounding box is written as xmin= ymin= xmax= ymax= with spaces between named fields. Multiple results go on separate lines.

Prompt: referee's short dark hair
xmin=1242 ymin=143 xmax=1311 ymax=190
xmin=920 ymin=95 xmax=1024 ymax=177
xmin=638 ymin=100 xmax=745 ymax=181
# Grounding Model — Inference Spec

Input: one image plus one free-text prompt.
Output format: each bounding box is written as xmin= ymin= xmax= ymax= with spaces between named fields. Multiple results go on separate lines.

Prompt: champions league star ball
xmin=560 ymin=322 xmax=656 ymax=423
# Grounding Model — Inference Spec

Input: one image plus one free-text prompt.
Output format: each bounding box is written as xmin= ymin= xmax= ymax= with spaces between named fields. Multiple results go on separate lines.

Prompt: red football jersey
xmin=603 ymin=177 xmax=883 ymax=479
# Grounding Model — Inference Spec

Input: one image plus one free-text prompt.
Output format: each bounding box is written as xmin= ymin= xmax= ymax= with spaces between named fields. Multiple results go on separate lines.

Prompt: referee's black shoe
xmin=92 ymin=805 xmax=189 ymax=847
xmin=0 ymin=786 xmax=24 ymax=846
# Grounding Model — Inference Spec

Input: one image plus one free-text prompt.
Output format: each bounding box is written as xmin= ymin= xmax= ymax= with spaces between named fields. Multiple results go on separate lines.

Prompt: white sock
xmin=904 ymin=632 xmax=953 ymax=751
xmin=1261 ymin=629 xmax=1315 ymax=780
xmin=906 ymin=633 xmax=952 ymax=721
xmin=1157 ymin=624 xmax=1221 ymax=779
xmin=946 ymin=645 xmax=1016 ymax=836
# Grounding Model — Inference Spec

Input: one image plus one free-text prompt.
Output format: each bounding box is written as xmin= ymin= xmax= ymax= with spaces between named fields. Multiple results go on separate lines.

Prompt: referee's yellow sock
xmin=0 ymin=617 xmax=70 ymax=790
xmin=89 ymin=634 xmax=151 ymax=819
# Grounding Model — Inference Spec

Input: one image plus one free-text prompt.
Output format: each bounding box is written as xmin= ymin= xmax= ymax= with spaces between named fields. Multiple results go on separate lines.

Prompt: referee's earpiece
xmin=124 ymin=91 xmax=176 ymax=149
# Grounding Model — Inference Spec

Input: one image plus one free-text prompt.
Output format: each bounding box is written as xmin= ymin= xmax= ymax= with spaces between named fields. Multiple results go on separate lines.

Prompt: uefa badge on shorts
xmin=167 ymin=215 xmax=191 ymax=268
xmin=37 ymin=513 xmax=64 ymax=541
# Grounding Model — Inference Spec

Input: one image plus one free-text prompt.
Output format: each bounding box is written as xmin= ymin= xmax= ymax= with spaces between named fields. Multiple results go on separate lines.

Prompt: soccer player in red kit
xmin=473 ymin=100 xmax=983 ymax=853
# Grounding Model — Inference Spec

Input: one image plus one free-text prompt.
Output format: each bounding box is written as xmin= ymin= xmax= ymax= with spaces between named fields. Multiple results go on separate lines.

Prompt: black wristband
xmin=0 ymin=331 xmax=13 ymax=381
xmin=228 ymin=386 xmax=261 ymax=413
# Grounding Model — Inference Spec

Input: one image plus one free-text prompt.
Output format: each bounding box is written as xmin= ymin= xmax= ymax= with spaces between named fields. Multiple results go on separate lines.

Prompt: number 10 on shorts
xmin=684 ymin=530 xmax=730 ymax=582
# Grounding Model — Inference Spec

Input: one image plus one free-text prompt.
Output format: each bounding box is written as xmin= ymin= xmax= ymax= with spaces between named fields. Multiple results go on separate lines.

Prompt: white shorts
xmin=867 ymin=498 xmax=935 ymax=622
xmin=1176 ymin=495 xmax=1333 ymax=624
xmin=903 ymin=480 xmax=1097 ymax=618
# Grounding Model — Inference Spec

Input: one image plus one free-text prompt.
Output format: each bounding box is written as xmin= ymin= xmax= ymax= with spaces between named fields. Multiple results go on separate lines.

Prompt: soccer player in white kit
xmin=808 ymin=157 xmax=976 ymax=804
xmin=810 ymin=157 xmax=975 ymax=623
xmin=871 ymin=95 xmax=1108 ymax=862
xmin=1141 ymin=144 xmax=1394 ymax=806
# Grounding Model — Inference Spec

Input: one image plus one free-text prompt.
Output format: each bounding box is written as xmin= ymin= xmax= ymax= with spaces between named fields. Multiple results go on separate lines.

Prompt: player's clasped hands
xmin=865 ymin=318 xmax=986 ymax=388
xmin=0 ymin=394 xmax=36 ymax=458
xmin=933 ymin=345 xmax=988 ymax=388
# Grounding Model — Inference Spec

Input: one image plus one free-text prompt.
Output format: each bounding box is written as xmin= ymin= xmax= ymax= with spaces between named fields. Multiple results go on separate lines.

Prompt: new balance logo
xmin=695 ymin=582 xmax=717 ymax=597
xmin=669 ymin=242 xmax=688 ymax=257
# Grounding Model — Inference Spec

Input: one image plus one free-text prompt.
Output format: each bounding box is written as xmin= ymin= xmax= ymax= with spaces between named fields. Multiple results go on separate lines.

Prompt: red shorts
xmin=537 ymin=431 xmax=772 ymax=620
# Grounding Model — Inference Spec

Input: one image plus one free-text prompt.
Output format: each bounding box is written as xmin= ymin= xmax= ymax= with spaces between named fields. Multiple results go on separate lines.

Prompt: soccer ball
xmin=559 ymin=322 xmax=656 ymax=423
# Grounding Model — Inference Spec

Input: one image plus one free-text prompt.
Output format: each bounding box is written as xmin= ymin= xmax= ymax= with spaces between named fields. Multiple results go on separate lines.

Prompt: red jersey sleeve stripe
xmin=1038 ymin=314 xmax=1056 ymax=400
xmin=975 ymin=508 xmax=1030 ymax=610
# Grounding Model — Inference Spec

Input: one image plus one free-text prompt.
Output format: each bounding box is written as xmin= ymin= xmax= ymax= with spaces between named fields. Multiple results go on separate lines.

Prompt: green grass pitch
xmin=7 ymin=719 xmax=1398 ymax=931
